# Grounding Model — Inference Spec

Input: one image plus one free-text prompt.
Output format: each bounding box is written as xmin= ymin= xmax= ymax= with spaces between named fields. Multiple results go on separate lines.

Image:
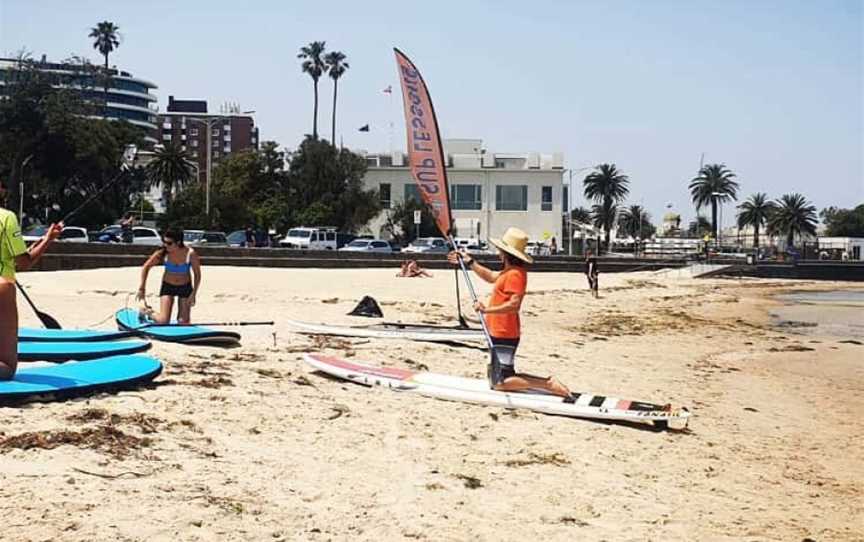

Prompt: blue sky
xmin=1 ymin=0 xmax=861 ymax=225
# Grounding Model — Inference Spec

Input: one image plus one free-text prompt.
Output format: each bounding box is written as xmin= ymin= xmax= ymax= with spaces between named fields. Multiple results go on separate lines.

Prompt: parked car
xmin=402 ymin=237 xmax=449 ymax=254
xmin=226 ymin=230 xmax=247 ymax=247
xmin=94 ymin=225 xmax=162 ymax=245
xmin=23 ymin=225 xmax=89 ymax=244
xmin=184 ymin=230 xmax=228 ymax=247
xmin=338 ymin=239 xmax=393 ymax=254
xmin=525 ymin=241 xmax=551 ymax=257
xmin=279 ymin=227 xmax=338 ymax=250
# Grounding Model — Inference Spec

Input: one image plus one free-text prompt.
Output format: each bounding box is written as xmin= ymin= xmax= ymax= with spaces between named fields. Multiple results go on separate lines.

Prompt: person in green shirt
xmin=0 ymin=178 xmax=62 ymax=379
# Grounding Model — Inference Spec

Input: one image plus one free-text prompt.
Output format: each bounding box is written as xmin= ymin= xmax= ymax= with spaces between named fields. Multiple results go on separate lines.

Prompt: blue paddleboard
xmin=0 ymin=355 xmax=162 ymax=401
xmin=19 ymin=327 xmax=137 ymax=343
xmin=115 ymin=308 xmax=240 ymax=346
xmin=18 ymin=340 xmax=151 ymax=362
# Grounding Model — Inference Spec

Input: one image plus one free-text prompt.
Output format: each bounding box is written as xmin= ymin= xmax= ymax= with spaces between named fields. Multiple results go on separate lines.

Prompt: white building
xmin=361 ymin=139 xmax=565 ymax=244
xmin=818 ymin=237 xmax=864 ymax=260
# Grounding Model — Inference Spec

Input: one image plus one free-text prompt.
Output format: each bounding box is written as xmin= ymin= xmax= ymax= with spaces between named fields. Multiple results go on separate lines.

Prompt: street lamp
xmin=189 ymin=111 xmax=255 ymax=219
xmin=566 ymin=165 xmax=596 ymax=255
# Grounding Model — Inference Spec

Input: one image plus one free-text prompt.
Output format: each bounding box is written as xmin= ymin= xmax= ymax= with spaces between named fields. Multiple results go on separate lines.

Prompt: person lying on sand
xmin=449 ymin=227 xmax=571 ymax=398
xmin=396 ymin=259 xmax=432 ymax=278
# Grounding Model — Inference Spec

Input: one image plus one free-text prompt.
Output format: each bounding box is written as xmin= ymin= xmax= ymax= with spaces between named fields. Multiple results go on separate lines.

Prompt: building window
xmin=495 ymin=185 xmax=528 ymax=211
xmin=223 ymin=124 xmax=231 ymax=132
xmin=162 ymin=134 xmax=172 ymax=141
xmin=450 ymin=184 xmax=482 ymax=210
xmin=190 ymin=128 xmax=198 ymax=136
xmin=212 ymin=139 xmax=220 ymax=147
xmin=214 ymin=151 xmax=221 ymax=158
xmin=191 ymin=140 xmax=198 ymax=147
xmin=541 ymin=186 xmax=553 ymax=211
xmin=223 ymin=146 xmax=231 ymax=153
xmin=404 ymin=183 xmax=421 ymax=203
xmin=380 ymin=183 xmax=391 ymax=209
xmin=212 ymin=129 xmax=220 ymax=137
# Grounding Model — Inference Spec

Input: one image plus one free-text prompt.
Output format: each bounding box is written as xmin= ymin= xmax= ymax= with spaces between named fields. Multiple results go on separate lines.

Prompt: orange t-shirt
xmin=486 ymin=267 xmax=527 ymax=339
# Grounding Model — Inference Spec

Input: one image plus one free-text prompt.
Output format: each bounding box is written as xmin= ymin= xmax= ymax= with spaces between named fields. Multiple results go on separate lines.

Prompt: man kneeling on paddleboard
xmin=448 ymin=227 xmax=571 ymax=398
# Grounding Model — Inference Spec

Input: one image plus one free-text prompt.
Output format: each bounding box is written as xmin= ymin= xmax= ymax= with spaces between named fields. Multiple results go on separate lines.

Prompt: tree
xmin=821 ymin=204 xmax=864 ymax=237
xmin=286 ymin=136 xmax=379 ymax=232
xmin=689 ymin=163 xmax=739 ymax=239
xmin=88 ymin=21 xmax=121 ymax=114
xmin=297 ymin=41 xmax=328 ymax=139
xmin=146 ymin=143 xmax=194 ymax=207
xmin=687 ymin=216 xmax=712 ymax=237
xmin=617 ymin=205 xmax=655 ymax=239
xmin=570 ymin=206 xmax=592 ymax=225
xmin=767 ymin=193 xmax=818 ymax=249
xmin=583 ymin=164 xmax=629 ymax=252
xmin=324 ymin=50 xmax=349 ymax=146
xmin=736 ymin=192 xmax=776 ymax=249
xmin=383 ymin=199 xmax=437 ymax=246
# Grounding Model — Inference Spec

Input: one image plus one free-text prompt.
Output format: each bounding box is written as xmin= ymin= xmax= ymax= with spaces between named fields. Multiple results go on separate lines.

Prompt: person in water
xmin=448 ymin=227 xmax=571 ymax=398
xmin=0 ymin=178 xmax=62 ymax=379
xmin=136 ymin=227 xmax=201 ymax=324
xmin=585 ymin=248 xmax=599 ymax=298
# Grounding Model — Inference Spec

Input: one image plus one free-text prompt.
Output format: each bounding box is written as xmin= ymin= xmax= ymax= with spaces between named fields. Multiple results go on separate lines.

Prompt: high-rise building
xmin=157 ymin=96 xmax=259 ymax=186
xmin=0 ymin=56 xmax=159 ymax=136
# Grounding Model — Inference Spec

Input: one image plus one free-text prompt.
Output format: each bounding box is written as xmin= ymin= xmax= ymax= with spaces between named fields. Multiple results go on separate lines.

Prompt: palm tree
xmin=324 ymin=51 xmax=349 ymax=146
xmin=736 ymin=192 xmax=776 ymax=250
xmin=89 ymin=21 xmax=120 ymax=114
xmin=767 ymin=193 xmax=818 ymax=250
xmin=618 ymin=204 xmax=651 ymax=239
xmin=570 ymin=206 xmax=592 ymax=225
xmin=147 ymin=144 xmax=194 ymax=207
xmin=583 ymin=164 xmax=630 ymax=252
xmin=298 ymin=41 xmax=328 ymax=139
xmin=689 ymin=163 xmax=739 ymax=239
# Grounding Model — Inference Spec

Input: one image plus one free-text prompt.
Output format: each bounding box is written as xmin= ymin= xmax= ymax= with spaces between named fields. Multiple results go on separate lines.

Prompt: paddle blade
xmin=37 ymin=311 xmax=62 ymax=330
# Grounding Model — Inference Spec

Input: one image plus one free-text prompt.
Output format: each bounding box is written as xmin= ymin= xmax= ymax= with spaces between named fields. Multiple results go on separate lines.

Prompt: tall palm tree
xmin=689 ymin=163 xmax=739 ymax=239
xmin=736 ymin=192 xmax=776 ymax=249
xmin=767 ymin=193 xmax=818 ymax=250
xmin=618 ymin=204 xmax=651 ymax=239
xmin=298 ymin=41 xmax=328 ymax=139
xmin=583 ymin=164 xmax=630 ymax=252
xmin=147 ymin=144 xmax=194 ymax=207
xmin=324 ymin=51 xmax=349 ymax=146
xmin=89 ymin=21 xmax=120 ymax=114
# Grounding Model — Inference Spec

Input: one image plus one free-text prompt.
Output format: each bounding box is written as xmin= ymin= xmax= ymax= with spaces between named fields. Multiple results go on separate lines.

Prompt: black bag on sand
xmin=348 ymin=296 xmax=384 ymax=318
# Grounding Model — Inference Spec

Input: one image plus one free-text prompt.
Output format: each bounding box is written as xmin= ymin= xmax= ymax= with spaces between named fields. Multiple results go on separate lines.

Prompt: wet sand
xmin=2 ymin=267 xmax=862 ymax=541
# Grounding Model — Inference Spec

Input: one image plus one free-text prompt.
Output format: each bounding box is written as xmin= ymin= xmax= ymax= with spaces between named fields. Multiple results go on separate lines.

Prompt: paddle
xmin=16 ymin=145 xmax=139 ymax=330
xmin=139 ymin=320 xmax=274 ymax=329
xmin=15 ymin=283 xmax=61 ymax=330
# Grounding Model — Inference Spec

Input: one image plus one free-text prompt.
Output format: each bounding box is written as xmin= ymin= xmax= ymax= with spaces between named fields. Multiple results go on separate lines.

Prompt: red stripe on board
xmin=310 ymin=355 xmax=414 ymax=381
xmin=616 ymin=399 xmax=632 ymax=410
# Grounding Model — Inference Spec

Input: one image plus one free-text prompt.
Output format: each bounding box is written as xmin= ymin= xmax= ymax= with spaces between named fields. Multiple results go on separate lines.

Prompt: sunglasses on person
xmin=162 ymin=239 xmax=176 ymax=247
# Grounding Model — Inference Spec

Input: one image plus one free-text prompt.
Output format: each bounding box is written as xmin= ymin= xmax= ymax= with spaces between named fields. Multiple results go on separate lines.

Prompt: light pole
xmin=189 ymin=111 xmax=255 ymax=220
xmin=566 ymin=165 xmax=596 ymax=255
xmin=19 ymin=155 xmax=33 ymax=220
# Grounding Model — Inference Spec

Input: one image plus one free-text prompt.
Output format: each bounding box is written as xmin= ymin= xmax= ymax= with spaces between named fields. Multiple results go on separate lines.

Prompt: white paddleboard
xmin=304 ymin=354 xmax=691 ymax=429
xmin=287 ymin=319 xmax=485 ymax=343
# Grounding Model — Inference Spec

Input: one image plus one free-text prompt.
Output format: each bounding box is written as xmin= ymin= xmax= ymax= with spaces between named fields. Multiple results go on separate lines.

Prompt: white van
xmin=279 ymin=227 xmax=338 ymax=250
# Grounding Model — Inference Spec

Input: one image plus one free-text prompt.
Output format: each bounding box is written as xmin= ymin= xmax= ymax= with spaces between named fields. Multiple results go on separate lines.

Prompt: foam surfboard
xmin=304 ymin=354 xmax=691 ymax=429
xmin=19 ymin=327 xmax=137 ymax=343
xmin=18 ymin=339 xmax=151 ymax=362
xmin=287 ymin=319 xmax=484 ymax=343
xmin=115 ymin=308 xmax=240 ymax=346
xmin=0 ymin=355 xmax=162 ymax=401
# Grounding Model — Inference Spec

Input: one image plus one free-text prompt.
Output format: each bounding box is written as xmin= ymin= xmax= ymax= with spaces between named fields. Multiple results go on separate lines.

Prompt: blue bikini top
xmin=163 ymin=249 xmax=192 ymax=274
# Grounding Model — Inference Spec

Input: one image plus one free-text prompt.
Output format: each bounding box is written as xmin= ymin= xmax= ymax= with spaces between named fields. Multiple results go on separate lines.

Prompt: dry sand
xmin=1 ymin=265 xmax=862 ymax=541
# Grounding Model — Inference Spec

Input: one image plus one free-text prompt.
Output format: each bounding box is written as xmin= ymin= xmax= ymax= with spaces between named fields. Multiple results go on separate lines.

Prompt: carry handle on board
xmin=137 ymin=320 xmax=274 ymax=329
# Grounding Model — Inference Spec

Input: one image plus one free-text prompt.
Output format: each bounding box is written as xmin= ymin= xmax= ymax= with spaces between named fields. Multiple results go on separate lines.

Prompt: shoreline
xmin=2 ymin=267 xmax=862 ymax=541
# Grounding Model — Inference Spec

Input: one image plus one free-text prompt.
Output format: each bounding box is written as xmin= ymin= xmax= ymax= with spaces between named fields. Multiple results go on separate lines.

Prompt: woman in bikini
xmin=136 ymin=227 xmax=201 ymax=324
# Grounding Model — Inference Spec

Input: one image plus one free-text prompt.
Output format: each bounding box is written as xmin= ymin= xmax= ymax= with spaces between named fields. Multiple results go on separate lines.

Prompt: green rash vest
xmin=0 ymin=209 xmax=27 ymax=281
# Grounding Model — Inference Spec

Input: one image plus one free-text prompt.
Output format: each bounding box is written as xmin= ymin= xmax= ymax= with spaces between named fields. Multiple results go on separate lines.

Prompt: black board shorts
xmin=159 ymin=281 xmax=193 ymax=299
xmin=489 ymin=337 xmax=519 ymax=384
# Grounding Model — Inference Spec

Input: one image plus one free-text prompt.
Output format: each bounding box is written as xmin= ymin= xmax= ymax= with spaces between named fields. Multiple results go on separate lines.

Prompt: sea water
xmin=771 ymin=290 xmax=864 ymax=339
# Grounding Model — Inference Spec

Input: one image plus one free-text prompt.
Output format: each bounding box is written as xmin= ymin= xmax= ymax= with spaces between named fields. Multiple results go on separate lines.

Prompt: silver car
xmin=338 ymin=239 xmax=393 ymax=254
xmin=402 ymin=237 xmax=449 ymax=254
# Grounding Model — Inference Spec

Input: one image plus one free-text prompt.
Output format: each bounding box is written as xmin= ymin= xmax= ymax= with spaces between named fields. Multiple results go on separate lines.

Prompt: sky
xmin=1 ymin=0 xmax=862 ymax=225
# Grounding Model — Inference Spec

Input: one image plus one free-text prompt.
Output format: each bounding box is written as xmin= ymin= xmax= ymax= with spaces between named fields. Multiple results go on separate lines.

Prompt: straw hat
xmin=489 ymin=227 xmax=534 ymax=264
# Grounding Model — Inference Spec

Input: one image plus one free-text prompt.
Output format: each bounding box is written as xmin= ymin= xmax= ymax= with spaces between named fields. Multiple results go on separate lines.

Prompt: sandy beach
xmin=2 ymin=266 xmax=862 ymax=541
